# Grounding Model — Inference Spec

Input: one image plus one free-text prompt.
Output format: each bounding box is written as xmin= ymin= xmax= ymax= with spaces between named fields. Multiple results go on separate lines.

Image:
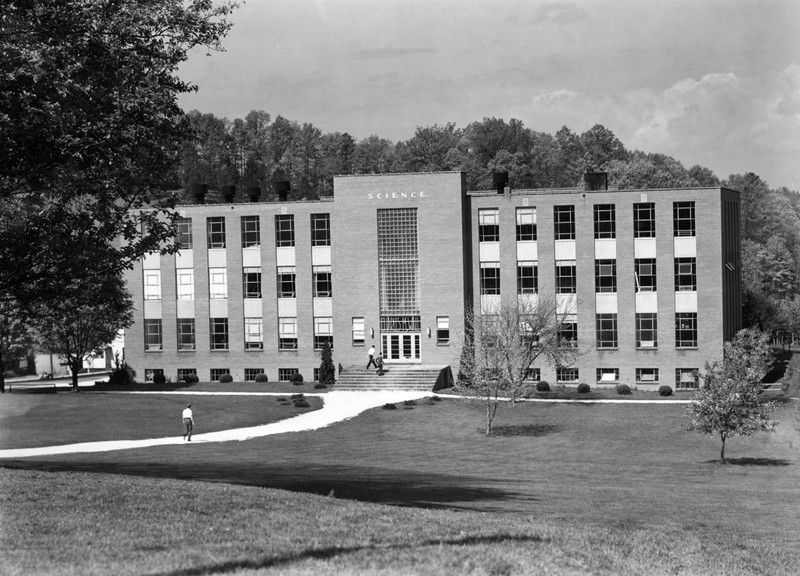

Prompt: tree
xmin=317 ymin=342 xmax=336 ymax=388
xmin=0 ymin=0 xmax=236 ymax=308
xmin=33 ymin=275 xmax=134 ymax=392
xmin=0 ymin=302 xmax=36 ymax=393
xmin=685 ymin=328 xmax=778 ymax=462
xmin=454 ymin=295 xmax=578 ymax=435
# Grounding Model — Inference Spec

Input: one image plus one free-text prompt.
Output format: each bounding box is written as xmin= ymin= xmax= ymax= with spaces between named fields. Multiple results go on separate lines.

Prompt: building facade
xmin=124 ymin=171 xmax=741 ymax=390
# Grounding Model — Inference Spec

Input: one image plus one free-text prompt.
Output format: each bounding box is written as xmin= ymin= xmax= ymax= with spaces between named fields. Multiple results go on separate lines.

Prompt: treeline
xmin=174 ymin=111 xmax=800 ymax=336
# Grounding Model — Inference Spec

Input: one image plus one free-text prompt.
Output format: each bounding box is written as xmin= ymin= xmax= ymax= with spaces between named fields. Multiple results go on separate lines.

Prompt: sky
xmin=178 ymin=0 xmax=800 ymax=190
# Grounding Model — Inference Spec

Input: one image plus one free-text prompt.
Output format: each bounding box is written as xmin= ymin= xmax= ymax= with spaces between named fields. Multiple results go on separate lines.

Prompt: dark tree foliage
xmin=318 ymin=342 xmax=336 ymax=387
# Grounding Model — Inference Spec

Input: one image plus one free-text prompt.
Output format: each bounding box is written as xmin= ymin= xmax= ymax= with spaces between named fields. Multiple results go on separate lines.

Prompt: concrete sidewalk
xmin=0 ymin=390 xmax=429 ymax=459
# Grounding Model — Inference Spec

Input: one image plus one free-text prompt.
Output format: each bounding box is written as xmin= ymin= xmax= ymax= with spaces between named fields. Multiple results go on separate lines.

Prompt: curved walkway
xmin=0 ymin=390 xmax=429 ymax=459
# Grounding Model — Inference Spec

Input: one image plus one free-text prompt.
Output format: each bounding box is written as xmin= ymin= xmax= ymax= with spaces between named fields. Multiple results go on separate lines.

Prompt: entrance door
xmin=381 ymin=333 xmax=421 ymax=362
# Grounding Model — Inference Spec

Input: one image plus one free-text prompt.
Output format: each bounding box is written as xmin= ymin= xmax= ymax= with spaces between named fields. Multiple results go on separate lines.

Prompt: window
xmin=311 ymin=213 xmax=331 ymax=246
xmin=636 ymin=368 xmax=659 ymax=385
xmin=480 ymin=262 xmax=500 ymax=295
xmin=595 ymin=259 xmax=617 ymax=293
xmin=176 ymin=218 xmax=193 ymax=249
xmin=596 ymin=314 xmax=618 ymax=349
xmin=635 ymin=259 xmax=657 ymax=292
xmin=676 ymin=368 xmax=699 ymax=390
xmin=555 ymin=261 xmax=576 ymax=294
xmin=556 ymin=368 xmax=579 ymax=384
xmin=633 ymin=203 xmax=656 ymax=238
xmin=314 ymin=316 xmax=333 ymax=350
xmin=275 ymin=214 xmax=295 ymax=247
xmin=313 ymin=265 xmax=332 ymax=297
xmin=674 ymin=258 xmax=697 ymax=291
xmin=436 ymin=316 xmax=450 ymax=346
xmin=210 ymin=317 xmax=229 ymax=350
xmin=278 ymin=368 xmax=299 ymax=382
xmin=279 ymin=317 xmax=298 ymax=350
xmin=673 ymin=202 xmax=696 ymax=237
xmin=177 ymin=368 xmax=196 ymax=382
xmin=245 ymin=368 xmax=264 ymax=381
xmin=526 ymin=367 xmax=541 ymax=382
xmin=594 ymin=204 xmax=616 ymax=239
xmin=675 ymin=313 xmax=698 ymax=348
xmin=242 ymin=267 xmax=262 ymax=298
xmin=143 ymin=270 xmax=161 ymax=300
xmin=597 ymin=368 xmax=619 ymax=384
xmin=176 ymin=269 xmax=194 ymax=300
xmin=144 ymin=319 xmax=162 ymax=351
xmin=241 ymin=215 xmax=260 ymax=248
xmin=478 ymin=209 xmax=499 ymax=242
xmin=516 ymin=207 xmax=537 ymax=241
xmin=519 ymin=316 xmax=539 ymax=346
xmin=277 ymin=266 xmax=296 ymax=298
xmin=207 ymin=217 xmax=226 ymax=249
xmin=177 ymin=318 xmax=195 ymax=351
xmin=313 ymin=368 xmax=321 ymax=382
xmin=144 ymin=368 xmax=163 ymax=383
xmin=210 ymin=368 xmax=230 ymax=382
xmin=636 ymin=313 xmax=658 ymax=348
xmin=352 ymin=317 xmax=365 ymax=346
xmin=245 ymin=317 xmax=263 ymax=350
xmin=558 ymin=314 xmax=578 ymax=347
xmin=209 ymin=268 xmax=227 ymax=299
xmin=517 ymin=261 xmax=538 ymax=294
xmin=554 ymin=205 xmax=575 ymax=240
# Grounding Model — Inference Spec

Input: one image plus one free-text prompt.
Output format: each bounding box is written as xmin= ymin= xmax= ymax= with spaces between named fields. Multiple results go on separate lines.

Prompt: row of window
xmin=145 ymin=367 xmax=307 ymax=383
xmin=177 ymin=213 xmax=331 ymax=250
xmin=543 ymin=312 xmax=696 ymax=349
xmin=477 ymin=202 xmax=696 ymax=242
xmin=540 ymin=367 xmax=699 ymax=388
xmin=144 ymin=266 xmax=333 ymax=300
xmin=144 ymin=316 xmax=453 ymax=352
xmin=480 ymin=257 xmax=697 ymax=295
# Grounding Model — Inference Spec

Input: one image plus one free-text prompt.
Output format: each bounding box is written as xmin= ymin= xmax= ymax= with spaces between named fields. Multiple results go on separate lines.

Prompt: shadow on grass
xmin=488 ymin=424 xmax=563 ymax=437
xmin=151 ymin=533 xmax=547 ymax=576
xmin=701 ymin=457 xmax=792 ymax=466
xmin=4 ymin=461 xmax=529 ymax=511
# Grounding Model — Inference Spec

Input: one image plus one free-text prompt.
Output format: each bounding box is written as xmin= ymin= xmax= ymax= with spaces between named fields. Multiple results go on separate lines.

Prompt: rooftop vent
xmin=191 ymin=183 xmax=207 ymax=204
xmin=583 ymin=170 xmax=608 ymax=191
xmin=277 ymin=180 xmax=291 ymax=202
xmin=222 ymin=185 xmax=236 ymax=203
xmin=492 ymin=171 xmax=509 ymax=194
xmin=247 ymin=186 xmax=261 ymax=203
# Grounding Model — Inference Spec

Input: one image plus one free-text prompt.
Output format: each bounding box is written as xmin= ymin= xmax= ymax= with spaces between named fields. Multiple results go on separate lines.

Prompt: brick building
xmin=124 ymin=171 xmax=741 ymax=390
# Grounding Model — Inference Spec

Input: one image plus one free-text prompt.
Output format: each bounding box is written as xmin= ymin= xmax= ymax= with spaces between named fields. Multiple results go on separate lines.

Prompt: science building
xmin=125 ymin=171 xmax=741 ymax=390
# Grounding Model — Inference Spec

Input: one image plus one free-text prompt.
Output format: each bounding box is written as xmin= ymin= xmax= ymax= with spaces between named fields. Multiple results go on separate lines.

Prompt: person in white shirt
xmin=182 ymin=404 xmax=194 ymax=441
xmin=366 ymin=345 xmax=377 ymax=369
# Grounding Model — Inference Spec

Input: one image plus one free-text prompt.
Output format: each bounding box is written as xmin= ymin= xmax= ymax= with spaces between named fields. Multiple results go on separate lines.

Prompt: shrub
xmin=219 ymin=373 xmax=233 ymax=383
xmin=616 ymin=384 xmax=632 ymax=395
xmin=183 ymin=373 xmax=199 ymax=384
xmin=254 ymin=373 xmax=268 ymax=383
xmin=109 ymin=365 xmax=135 ymax=386
xmin=290 ymin=393 xmax=309 ymax=408
xmin=577 ymin=383 xmax=591 ymax=394
xmin=536 ymin=381 xmax=550 ymax=392
xmin=382 ymin=403 xmax=397 ymax=410
xmin=152 ymin=372 xmax=166 ymax=385
xmin=659 ymin=385 xmax=673 ymax=397
xmin=313 ymin=383 xmax=327 ymax=389
xmin=290 ymin=372 xmax=304 ymax=385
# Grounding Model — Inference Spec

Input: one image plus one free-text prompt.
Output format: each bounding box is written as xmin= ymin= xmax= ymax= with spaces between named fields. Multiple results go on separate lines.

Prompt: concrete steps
xmin=335 ymin=365 xmax=449 ymax=391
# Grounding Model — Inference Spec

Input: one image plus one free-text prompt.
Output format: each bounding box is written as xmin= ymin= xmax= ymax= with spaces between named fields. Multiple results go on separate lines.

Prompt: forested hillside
xmin=173 ymin=111 xmax=800 ymax=337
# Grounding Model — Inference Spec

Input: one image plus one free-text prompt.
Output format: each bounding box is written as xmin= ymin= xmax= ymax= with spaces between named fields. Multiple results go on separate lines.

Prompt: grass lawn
xmin=1 ymin=391 xmax=799 ymax=575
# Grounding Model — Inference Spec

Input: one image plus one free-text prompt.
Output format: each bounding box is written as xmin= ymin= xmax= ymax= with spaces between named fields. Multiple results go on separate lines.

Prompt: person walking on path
xmin=366 ymin=345 xmax=377 ymax=369
xmin=182 ymin=404 xmax=194 ymax=441
xmin=375 ymin=352 xmax=385 ymax=376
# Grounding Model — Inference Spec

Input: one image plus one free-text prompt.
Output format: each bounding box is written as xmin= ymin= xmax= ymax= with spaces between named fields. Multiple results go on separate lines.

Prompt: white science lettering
xmin=366 ymin=191 xmax=427 ymax=200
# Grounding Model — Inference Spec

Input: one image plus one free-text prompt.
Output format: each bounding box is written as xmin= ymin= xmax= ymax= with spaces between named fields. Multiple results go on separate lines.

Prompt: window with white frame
xmin=242 ymin=267 xmax=262 ymax=299
xmin=176 ymin=218 xmax=193 ymax=249
xmin=636 ymin=313 xmax=658 ymax=348
xmin=176 ymin=269 xmax=194 ymax=300
xmin=516 ymin=207 xmax=536 ymax=241
xmin=177 ymin=368 xmax=196 ymax=381
xmin=144 ymin=368 xmax=164 ymax=383
xmin=556 ymin=367 xmax=579 ymax=384
xmin=595 ymin=259 xmax=617 ymax=293
xmin=277 ymin=266 xmax=296 ymax=298
xmin=143 ymin=270 xmax=161 ymax=300
xmin=311 ymin=213 xmax=331 ymax=246
xmin=635 ymin=259 xmax=657 ymax=292
xmin=313 ymin=316 xmax=333 ymax=350
xmin=244 ymin=317 xmax=263 ymax=350
xmin=633 ymin=203 xmax=656 ymax=238
xmin=279 ymin=317 xmax=298 ymax=350
xmin=352 ymin=317 xmax=365 ymax=346
xmin=313 ymin=265 xmax=332 ymax=297
xmin=517 ymin=261 xmax=538 ymax=294
xmin=144 ymin=319 xmax=162 ymax=351
xmin=554 ymin=205 xmax=575 ymax=240
xmin=596 ymin=314 xmax=618 ymax=349
xmin=278 ymin=368 xmax=299 ymax=382
xmin=675 ymin=313 xmax=698 ymax=348
xmin=478 ymin=209 xmax=499 ymax=242
xmin=210 ymin=368 xmax=230 ymax=381
xmin=244 ymin=368 xmax=264 ymax=381
xmin=480 ymin=262 xmax=500 ymax=295
xmin=674 ymin=258 xmax=697 ymax=291
xmin=209 ymin=268 xmax=227 ymax=299
xmin=177 ymin=318 xmax=195 ymax=351
xmin=275 ymin=215 xmax=295 ymax=247
xmin=636 ymin=368 xmax=659 ymax=385
xmin=555 ymin=261 xmax=576 ymax=294
xmin=436 ymin=316 xmax=450 ymax=345
xmin=558 ymin=314 xmax=578 ymax=347
xmin=593 ymin=204 xmax=616 ymax=239
xmin=241 ymin=215 xmax=260 ymax=248
xmin=676 ymin=368 xmax=698 ymax=389
xmin=596 ymin=368 xmax=619 ymax=384
xmin=207 ymin=217 xmax=226 ymax=249
xmin=673 ymin=202 xmax=696 ymax=237
xmin=209 ymin=317 xmax=229 ymax=350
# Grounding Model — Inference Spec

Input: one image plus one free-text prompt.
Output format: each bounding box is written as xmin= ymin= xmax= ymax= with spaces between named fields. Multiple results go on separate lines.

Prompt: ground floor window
xmin=177 ymin=368 xmax=196 ymax=382
xmin=210 ymin=368 xmax=230 ymax=381
xmin=313 ymin=368 xmax=320 ymax=382
xmin=244 ymin=368 xmax=263 ymax=381
xmin=556 ymin=367 xmax=579 ymax=384
xmin=278 ymin=368 xmax=299 ymax=382
xmin=436 ymin=316 xmax=450 ymax=346
xmin=596 ymin=368 xmax=619 ymax=384
xmin=525 ymin=367 xmax=541 ymax=382
xmin=352 ymin=317 xmax=365 ymax=346
xmin=676 ymin=368 xmax=699 ymax=389
xmin=636 ymin=368 xmax=659 ymax=385
xmin=144 ymin=368 xmax=164 ymax=382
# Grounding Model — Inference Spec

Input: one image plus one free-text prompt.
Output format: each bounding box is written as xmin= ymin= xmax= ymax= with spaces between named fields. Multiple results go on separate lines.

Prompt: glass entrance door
xmin=381 ymin=333 xmax=421 ymax=363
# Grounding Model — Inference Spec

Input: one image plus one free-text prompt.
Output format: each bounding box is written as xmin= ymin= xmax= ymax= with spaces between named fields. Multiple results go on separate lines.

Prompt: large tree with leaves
xmin=0 ymin=302 xmax=35 ymax=393
xmin=0 ymin=0 xmax=236 ymax=307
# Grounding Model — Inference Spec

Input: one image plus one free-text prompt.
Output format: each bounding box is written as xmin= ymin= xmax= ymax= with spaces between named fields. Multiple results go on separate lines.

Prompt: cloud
xmin=532 ymin=2 xmax=589 ymax=25
xmin=350 ymin=47 xmax=438 ymax=60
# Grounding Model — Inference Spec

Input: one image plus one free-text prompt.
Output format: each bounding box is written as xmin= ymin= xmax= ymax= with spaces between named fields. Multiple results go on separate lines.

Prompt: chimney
xmin=583 ymin=169 xmax=608 ymax=191
xmin=191 ymin=183 xmax=207 ymax=204
xmin=222 ymin=185 xmax=236 ymax=203
xmin=492 ymin=171 xmax=509 ymax=194
xmin=247 ymin=186 xmax=261 ymax=203
xmin=277 ymin=180 xmax=291 ymax=202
